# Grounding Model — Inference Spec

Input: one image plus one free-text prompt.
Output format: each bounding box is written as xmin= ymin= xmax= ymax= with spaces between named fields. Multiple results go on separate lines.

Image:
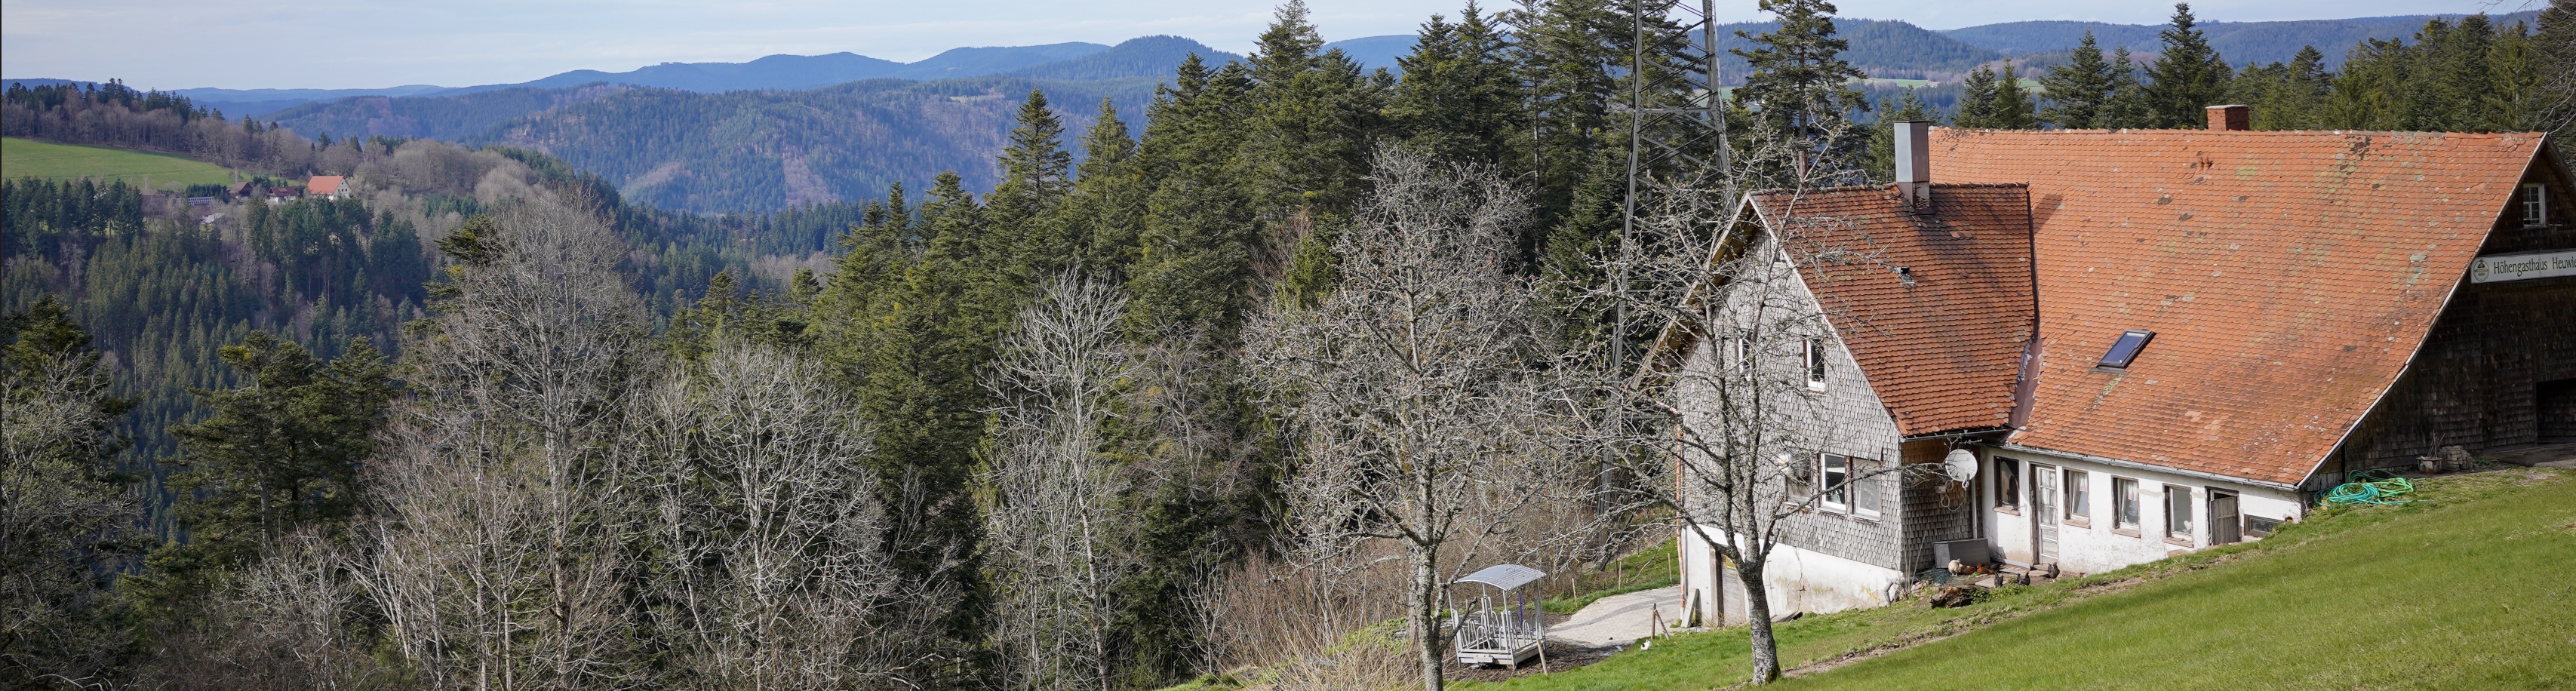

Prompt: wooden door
xmin=2209 ymin=490 xmax=2242 ymax=545
xmin=2031 ymin=465 xmax=2059 ymax=565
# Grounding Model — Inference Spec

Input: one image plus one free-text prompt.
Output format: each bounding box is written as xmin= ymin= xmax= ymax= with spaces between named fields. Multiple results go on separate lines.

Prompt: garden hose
xmin=2321 ymin=469 xmax=2415 ymax=506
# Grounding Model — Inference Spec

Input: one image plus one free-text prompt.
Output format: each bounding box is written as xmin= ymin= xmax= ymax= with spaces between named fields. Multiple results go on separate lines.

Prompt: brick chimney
xmin=2206 ymin=104 xmax=2251 ymax=131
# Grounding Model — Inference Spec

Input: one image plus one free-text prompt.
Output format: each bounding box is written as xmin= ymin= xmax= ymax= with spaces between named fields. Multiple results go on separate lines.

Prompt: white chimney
xmin=1895 ymin=120 xmax=1932 ymax=208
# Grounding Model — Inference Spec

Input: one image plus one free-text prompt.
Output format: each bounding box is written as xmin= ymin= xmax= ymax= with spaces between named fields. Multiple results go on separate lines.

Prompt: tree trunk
xmin=1413 ymin=542 xmax=1444 ymax=691
xmin=1736 ymin=559 xmax=1781 ymax=683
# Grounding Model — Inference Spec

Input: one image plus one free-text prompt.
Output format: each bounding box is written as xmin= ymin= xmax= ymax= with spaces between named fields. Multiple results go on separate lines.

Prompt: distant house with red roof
xmin=306 ymin=175 xmax=348 ymax=200
xmin=1673 ymin=106 xmax=2574 ymax=625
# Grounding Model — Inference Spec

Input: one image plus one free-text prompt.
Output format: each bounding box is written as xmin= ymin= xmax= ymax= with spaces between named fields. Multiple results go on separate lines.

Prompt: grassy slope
xmin=2 ymin=137 xmax=241 ymax=190
xmin=1477 ymin=469 xmax=2576 ymax=690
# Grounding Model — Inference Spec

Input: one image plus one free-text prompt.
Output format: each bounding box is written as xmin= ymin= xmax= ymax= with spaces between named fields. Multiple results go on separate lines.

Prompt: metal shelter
xmin=1449 ymin=564 xmax=1548 ymax=668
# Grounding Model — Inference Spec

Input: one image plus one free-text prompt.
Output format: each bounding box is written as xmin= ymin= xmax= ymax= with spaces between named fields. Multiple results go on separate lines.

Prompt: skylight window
xmin=2099 ymin=330 xmax=2154 ymax=370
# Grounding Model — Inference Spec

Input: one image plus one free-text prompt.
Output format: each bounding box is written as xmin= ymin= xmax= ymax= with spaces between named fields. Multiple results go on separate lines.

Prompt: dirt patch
xmin=1444 ymin=640 xmax=1619 ymax=682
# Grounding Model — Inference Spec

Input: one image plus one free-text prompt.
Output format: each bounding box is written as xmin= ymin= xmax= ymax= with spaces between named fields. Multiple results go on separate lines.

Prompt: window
xmin=1851 ymin=457 xmax=1882 ymax=519
xmin=1804 ymin=338 xmax=1828 ymax=389
xmin=2064 ymin=469 xmax=2090 ymax=521
xmin=2166 ymin=485 xmax=2194 ymax=541
xmin=2098 ymin=330 xmax=2155 ymax=369
xmin=1820 ymin=453 xmax=1849 ymax=510
xmin=2114 ymin=478 xmax=2141 ymax=530
xmin=2525 ymin=183 xmax=2550 ymax=228
xmin=2244 ymin=515 xmax=2282 ymax=538
xmin=1782 ymin=452 xmax=1813 ymax=498
xmin=1994 ymin=457 xmax=2021 ymax=510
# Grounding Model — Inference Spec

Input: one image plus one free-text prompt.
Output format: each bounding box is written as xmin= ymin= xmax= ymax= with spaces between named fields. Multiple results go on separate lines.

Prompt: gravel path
xmin=1548 ymin=588 xmax=1683 ymax=649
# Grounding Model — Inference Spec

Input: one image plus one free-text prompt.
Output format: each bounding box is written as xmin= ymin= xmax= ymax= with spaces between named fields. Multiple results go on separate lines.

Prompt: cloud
xmin=0 ymin=0 xmax=2517 ymax=90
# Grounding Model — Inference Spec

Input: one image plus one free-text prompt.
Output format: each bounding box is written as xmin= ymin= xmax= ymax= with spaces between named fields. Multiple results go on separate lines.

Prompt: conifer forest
xmin=5 ymin=2 xmax=2573 ymax=689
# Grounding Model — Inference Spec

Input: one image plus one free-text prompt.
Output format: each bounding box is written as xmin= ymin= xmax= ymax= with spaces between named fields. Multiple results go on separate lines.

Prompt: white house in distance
xmin=1671 ymin=107 xmax=2576 ymax=625
xmin=307 ymin=175 xmax=349 ymax=201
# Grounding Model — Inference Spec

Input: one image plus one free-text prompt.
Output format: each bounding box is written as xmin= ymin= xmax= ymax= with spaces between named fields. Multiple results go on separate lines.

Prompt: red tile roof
xmin=1748 ymin=183 xmax=2036 ymax=437
xmin=1929 ymin=127 xmax=2547 ymax=487
xmin=306 ymin=175 xmax=344 ymax=195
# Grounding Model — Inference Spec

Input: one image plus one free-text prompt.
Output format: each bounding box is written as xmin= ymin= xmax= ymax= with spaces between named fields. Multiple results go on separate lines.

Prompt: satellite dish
xmin=1943 ymin=449 xmax=1978 ymax=484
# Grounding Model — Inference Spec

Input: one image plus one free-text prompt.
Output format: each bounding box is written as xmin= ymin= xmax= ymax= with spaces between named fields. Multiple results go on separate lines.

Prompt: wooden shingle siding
xmin=2341 ymin=279 xmax=2576 ymax=468
xmin=1675 ymin=260 xmax=1909 ymax=572
xmin=1897 ymin=440 xmax=1978 ymax=573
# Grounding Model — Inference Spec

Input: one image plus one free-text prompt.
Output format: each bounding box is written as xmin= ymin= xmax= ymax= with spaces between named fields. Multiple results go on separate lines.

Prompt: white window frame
xmin=1993 ymin=457 xmax=2021 ymax=510
xmin=2524 ymin=183 xmax=2550 ymax=228
xmin=1804 ymin=337 xmax=1828 ymax=391
xmin=2064 ymin=468 xmax=2090 ymax=522
xmin=1851 ymin=456 xmax=1882 ymax=520
xmin=2166 ymin=484 xmax=2195 ymax=542
xmin=1819 ymin=453 xmax=1849 ymax=512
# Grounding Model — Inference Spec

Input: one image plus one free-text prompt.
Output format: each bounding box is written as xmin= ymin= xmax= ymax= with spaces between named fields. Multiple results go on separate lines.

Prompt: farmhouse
xmin=307 ymin=175 xmax=348 ymax=200
xmin=1674 ymin=107 xmax=2576 ymax=625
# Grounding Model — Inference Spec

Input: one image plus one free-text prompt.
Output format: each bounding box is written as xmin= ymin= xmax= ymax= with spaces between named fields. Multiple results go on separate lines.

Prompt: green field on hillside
xmin=2 ymin=137 xmax=241 ymax=190
xmin=1479 ymin=468 xmax=2576 ymax=690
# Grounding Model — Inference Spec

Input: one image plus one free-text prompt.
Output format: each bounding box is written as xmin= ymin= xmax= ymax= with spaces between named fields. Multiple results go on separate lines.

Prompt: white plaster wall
xmin=1760 ymin=540 xmax=1907 ymax=614
xmin=1680 ymin=527 xmax=1721 ymax=625
xmin=1979 ymin=447 xmax=2304 ymax=576
xmin=1686 ymin=525 xmax=1906 ymax=622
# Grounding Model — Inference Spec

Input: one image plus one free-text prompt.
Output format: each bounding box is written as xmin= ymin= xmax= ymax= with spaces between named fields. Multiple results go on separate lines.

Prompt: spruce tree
xmin=1054 ymin=98 xmax=1148 ymax=278
xmin=989 ymin=89 xmax=1074 ymax=277
xmin=1955 ymin=65 xmax=2000 ymax=127
xmin=2102 ymin=46 xmax=2154 ymax=128
xmin=1510 ymin=0 xmax=1626 ymax=220
xmin=2145 ymin=2 xmax=2231 ymax=127
xmin=2040 ymin=32 xmax=2115 ymax=128
xmin=821 ymin=170 xmax=1004 ymax=653
xmin=1128 ymin=57 xmax=1260 ymax=340
xmin=138 ymin=332 xmax=392 ymax=611
xmin=1732 ymin=0 xmax=1870 ymax=138
xmin=1392 ymin=4 xmax=1525 ymax=167
xmin=1989 ymin=60 xmax=2040 ymax=129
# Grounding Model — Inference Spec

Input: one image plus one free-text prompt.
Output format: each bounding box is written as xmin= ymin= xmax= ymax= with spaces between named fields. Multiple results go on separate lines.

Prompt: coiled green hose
xmin=2321 ymin=469 xmax=2415 ymax=506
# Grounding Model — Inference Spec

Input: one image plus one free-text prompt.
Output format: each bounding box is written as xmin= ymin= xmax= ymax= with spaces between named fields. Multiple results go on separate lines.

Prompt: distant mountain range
xmin=234 ymin=36 xmax=1253 ymax=212
xmin=1937 ymin=11 xmax=2541 ymax=66
xmin=8 ymin=37 xmax=1241 ymax=119
xmin=5 ymin=9 xmax=2539 ymax=213
xmin=16 ymin=9 xmax=2522 ymax=120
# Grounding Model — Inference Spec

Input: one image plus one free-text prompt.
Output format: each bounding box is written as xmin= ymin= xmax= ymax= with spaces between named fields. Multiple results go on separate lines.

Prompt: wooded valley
xmin=5 ymin=1 xmax=2573 ymax=689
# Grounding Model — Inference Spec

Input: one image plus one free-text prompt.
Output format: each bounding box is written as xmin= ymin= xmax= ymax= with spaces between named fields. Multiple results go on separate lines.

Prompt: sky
xmin=2 ymin=0 xmax=2531 ymax=91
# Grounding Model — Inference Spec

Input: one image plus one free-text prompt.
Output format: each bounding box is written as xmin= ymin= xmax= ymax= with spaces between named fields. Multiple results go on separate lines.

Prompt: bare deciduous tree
xmin=641 ymin=340 xmax=922 ymax=690
xmin=360 ymin=198 xmax=655 ymax=691
xmin=1250 ymin=147 xmax=1570 ymax=691
xmin=0 ymin=309 xmax=138 ymax=687
xmin=139 ymin=530 xmax=389 ymax=691
xmin=980 ymin=276 xmax=1138 ymax=691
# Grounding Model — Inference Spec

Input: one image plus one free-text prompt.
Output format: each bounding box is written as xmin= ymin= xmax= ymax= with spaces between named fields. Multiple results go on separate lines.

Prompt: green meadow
xmin=3 ymin=137 xmax=242 ymax=190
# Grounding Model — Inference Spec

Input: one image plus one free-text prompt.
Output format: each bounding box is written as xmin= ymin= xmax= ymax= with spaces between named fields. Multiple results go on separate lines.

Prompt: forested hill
xmin=481 ymin=77 xmax=1164 ymax=211
xmin=265 ymin=36 xmax=1239 ymax=212
xmin=1940 ymin=10 xmax=2547 ymax=66
xmin=439 ymin=41 xmax=1123 ymax=95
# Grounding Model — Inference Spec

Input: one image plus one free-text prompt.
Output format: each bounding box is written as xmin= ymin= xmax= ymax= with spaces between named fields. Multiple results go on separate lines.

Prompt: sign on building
xmin=2469 ymin=249 xmax=2576 ymax=284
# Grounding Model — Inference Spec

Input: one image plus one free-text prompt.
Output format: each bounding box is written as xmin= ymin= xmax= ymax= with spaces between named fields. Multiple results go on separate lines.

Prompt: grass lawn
xmin=3 ymin=137 xmax=241 ymax=190
xmin=1474 ymin=468 xmax=2576 ymax=690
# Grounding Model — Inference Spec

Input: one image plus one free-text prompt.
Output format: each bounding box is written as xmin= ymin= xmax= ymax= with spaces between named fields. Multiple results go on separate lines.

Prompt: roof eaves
xmin=1991 ymin=441 xmax=2302 ymax=491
